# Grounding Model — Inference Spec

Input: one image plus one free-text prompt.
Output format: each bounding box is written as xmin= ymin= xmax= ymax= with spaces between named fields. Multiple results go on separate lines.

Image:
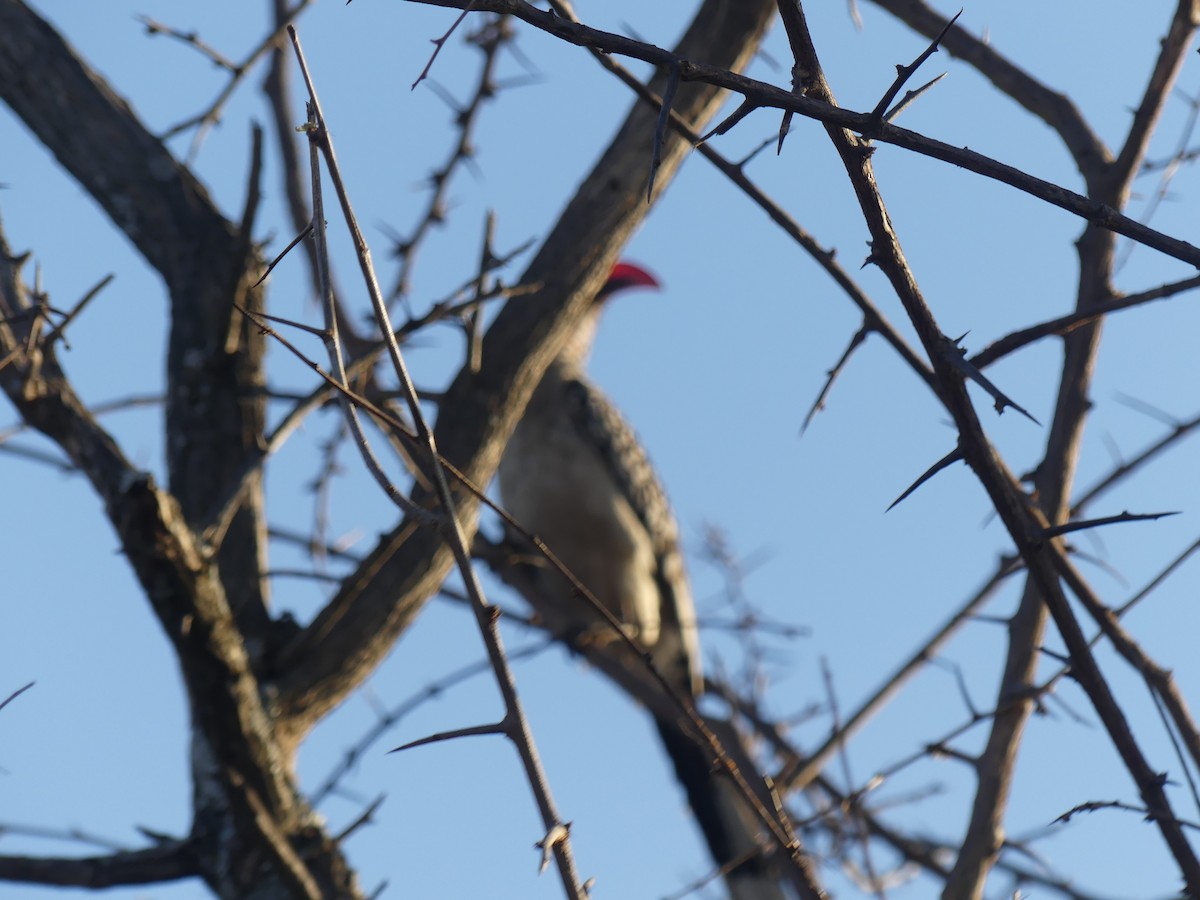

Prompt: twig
xmin=388 ymin=14 xmax=511 ymax=301
xmin=938 ymin=333 xmax=1040 ymax=425
xmin=970 ymin=273 xmax=1200 ymax=369
xmin=288 ymin=26 xmax=587 ymax=897
xmin=882 ymin=72 xmax=946 ymax=123
xmin=802 ymin=325 xmax=868 ymax=434
xmin=866 ymin=9 xmax=960 ymax=125
xmin=311 ymin=640 xmax=551 ymax=806
xmin=0 ymin=681 xmax=34 ymax=713
xmin=1042 ymin=510 xmax=1179 ymax=539
xmin=138 ymin=16 xmax=236 ymax=69
xmin=411 ymin=0 xmax=481 ymax=90
xmin=155 ymin=1 xmax=315 ymax=161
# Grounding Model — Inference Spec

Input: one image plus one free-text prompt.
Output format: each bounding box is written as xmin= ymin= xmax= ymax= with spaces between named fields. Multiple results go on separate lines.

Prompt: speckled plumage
xmin=498 ymin=357 xmax=701 ymax=697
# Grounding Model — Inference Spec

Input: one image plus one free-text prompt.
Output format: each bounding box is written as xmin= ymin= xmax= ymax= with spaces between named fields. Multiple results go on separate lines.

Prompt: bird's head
xmin=597 ymin=262 xmax=660 ymax=301
xmin=554 ymin=262 xmax=661 ymax=370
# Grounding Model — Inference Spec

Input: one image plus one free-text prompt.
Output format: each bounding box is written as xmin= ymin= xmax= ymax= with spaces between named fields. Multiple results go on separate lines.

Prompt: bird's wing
xmin=560 ymin=375 xmax=702 ymax=697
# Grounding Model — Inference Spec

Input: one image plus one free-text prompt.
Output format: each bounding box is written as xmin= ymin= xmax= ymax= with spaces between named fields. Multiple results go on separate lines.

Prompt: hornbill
xmin=497 ymin=263 xmax=787 ymax=900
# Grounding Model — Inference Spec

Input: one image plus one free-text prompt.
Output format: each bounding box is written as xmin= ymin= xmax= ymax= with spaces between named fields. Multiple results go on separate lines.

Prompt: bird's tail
xmin=654 ymin=716 xmax=789 ymax=900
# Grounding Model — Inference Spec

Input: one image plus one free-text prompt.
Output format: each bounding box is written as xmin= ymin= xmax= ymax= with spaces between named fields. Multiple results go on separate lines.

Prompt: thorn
xmin=888 ymin=446 xmax=965 ymax=511
xmin=536 ymin=822 xmax=571 ymax=874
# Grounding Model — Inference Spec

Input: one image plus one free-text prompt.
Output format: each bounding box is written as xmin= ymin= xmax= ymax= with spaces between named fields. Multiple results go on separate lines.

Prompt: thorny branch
xmin=4 ymin=1 xmax=1200 ymax=898
xmin=766 ymin=1 xmax=1200 ymax=894
xmin=405 ymin=0 xmax=1200 ymax=265
xmin=288 ymin=26 xmax=587 ymax=897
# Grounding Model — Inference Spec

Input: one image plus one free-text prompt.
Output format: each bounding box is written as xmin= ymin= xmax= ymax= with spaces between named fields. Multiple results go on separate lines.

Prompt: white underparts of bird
xmin=497 ymin=262 xmax=703 ymax=699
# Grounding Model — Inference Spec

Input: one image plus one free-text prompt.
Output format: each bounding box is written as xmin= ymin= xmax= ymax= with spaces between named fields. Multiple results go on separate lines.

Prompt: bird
xmin=497 ymin=263 xmax=787 ymax=900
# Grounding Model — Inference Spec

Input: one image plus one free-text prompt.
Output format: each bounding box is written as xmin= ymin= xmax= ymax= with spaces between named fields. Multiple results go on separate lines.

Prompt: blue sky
xmin=3 ymin=2 xmax=1199 ymax=898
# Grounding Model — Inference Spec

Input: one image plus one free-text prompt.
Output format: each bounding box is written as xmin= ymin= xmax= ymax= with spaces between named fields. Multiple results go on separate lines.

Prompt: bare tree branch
xmin=269 ymin=0 xmax=779 ymax=745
